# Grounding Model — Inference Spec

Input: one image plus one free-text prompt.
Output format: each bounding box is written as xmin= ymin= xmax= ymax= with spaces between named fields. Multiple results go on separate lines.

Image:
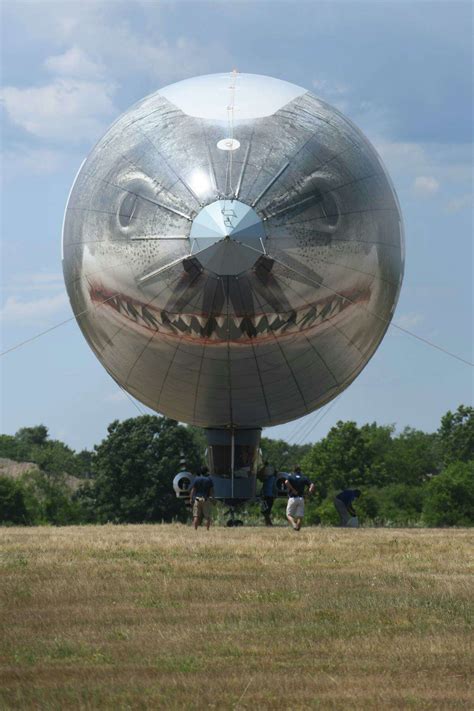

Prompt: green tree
xmin=386 ymin=428 xmax=440 ymax=485
xmin=422 ymin=461 xmax=474 ymax=526
xmin=0 ymin=434 xmax=30 ymax=461
xmin=185 ymin=426 xmax=207 ymax=459
xmin=75 ymin=449 xmax=95 ymax=478
xmin=360 ymin=422 xmax=395 ymax=485
xmin=28 ymin=440 xmax=82 ymax=477
xmin=260 ymin=438 xmax=311 ymax=473
xmin=302 ymin=421 xmax=373 ymax=498
xmin=438 ymin=405 xmax=474 ymax=465
xmin=73 ymin=481 xmax=98 ymax=523
xmin=92 ymin=416 xmax=201 ymax=523
xmin=372 ymin=484 xmax=424 ymax=525
xmin=15 ymin=425 xmax=49 ymax=446
xmin=0 ymin=476 xmax=32 ymax=524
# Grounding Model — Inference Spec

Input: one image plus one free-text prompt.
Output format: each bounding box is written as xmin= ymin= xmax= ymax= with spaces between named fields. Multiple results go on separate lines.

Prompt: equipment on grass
xmin=346 ymin=516 xmax=359 ymax=528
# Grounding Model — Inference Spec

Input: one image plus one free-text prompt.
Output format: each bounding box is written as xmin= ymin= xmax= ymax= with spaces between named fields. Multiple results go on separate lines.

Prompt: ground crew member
xmin=333 ymin=489 xmax=361 ymax=526
xmin=285 ymin=465 xmax=315 ymax=531
xmin=189 ymin=466 xmax=214 ymax=530
xmin=259 ymin=460 xmax=276 ymax=526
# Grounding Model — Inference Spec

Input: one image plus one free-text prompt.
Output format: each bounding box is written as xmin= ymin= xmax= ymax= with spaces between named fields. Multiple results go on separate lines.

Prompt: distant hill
xmin=0 ymin=458 xmax=83 ymax=492
xmin=0 ymin=457 xmax=39 ymax=478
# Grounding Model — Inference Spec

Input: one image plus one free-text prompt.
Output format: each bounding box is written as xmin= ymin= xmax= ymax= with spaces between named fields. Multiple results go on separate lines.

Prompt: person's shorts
xmin=193 ymin=497 xmax=212 ymax=520
xmin=286 ymin=496 xmax=305 ymax=518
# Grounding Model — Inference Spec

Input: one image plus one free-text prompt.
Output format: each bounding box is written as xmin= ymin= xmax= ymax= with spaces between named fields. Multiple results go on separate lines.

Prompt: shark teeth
xmin=97 ymin=289 xmax=354 ymax=341
xmin=266 ymin=312 xmax=279 ymax=326
xmin=297 ymin=306 xmax=312 ymax=322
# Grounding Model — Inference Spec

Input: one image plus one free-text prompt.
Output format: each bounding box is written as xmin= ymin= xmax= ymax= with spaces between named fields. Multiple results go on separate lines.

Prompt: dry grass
xmin=0 ymin=525 xmax=472 ymax=710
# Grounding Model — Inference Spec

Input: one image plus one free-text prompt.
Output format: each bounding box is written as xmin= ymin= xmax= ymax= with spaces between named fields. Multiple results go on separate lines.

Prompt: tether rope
xmin=291 ymin=395 xmax=342 ymax=445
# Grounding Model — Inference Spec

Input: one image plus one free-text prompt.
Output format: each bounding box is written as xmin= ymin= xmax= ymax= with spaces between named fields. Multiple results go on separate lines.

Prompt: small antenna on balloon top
xmin=224 ymin=68 xmax=239 ymax=199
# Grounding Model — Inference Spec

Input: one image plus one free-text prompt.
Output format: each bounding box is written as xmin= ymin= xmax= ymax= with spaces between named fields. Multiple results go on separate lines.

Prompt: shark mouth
xmin=89 ymin=284 xmax=371 ymax=344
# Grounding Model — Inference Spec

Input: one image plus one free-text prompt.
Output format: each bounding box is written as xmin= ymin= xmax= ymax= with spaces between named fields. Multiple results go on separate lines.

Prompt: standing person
xmin=333 ymin=489 xmax=361 ymax=527
xmin=285 ymin=465 xmax=315 ymax=531
xmin=259 ymin=460 xmax=276 ymax=526
xmin=189 ymin=466 xmax=214 ymax=530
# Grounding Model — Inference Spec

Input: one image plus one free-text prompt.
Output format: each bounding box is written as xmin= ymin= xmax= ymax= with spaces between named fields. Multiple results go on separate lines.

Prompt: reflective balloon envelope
xmin=63 ymin=73 xmax=404 ymax=429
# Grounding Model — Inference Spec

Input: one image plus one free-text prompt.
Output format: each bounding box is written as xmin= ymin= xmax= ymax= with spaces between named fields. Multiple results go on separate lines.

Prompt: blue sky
xmin=1 ymin=0 xmax=472 ymax=451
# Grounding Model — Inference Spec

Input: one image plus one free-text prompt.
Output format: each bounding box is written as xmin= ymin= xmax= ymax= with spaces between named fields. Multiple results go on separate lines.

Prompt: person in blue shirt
xmin=285 ymin=465 xmax=315 ymax=530
xmin=189 ymin=466 xmax=214 ymax=530
xmin=333 ymin=489 xmax=361 ymax=526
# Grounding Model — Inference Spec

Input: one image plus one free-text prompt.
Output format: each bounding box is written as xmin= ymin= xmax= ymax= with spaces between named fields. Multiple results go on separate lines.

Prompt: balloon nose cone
xmin=190 ymin=200 xmax=265 ymax=275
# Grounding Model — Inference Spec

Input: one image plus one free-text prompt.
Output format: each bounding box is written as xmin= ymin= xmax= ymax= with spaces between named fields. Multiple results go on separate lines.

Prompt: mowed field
xmin=1 ymin=525 xmax=472 ymax=710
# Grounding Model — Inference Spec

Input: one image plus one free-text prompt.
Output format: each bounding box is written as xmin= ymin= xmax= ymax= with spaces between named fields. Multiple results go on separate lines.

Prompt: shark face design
xmin=89 ymin=280 xmax=371 ymax=345
xmin=63 ymin=73 xmax=404 ymax=428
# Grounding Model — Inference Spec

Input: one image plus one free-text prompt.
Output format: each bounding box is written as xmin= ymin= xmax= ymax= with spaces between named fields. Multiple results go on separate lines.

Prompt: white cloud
xmin=445 ymin=193 xmax=473 ymax=214
xmin=1 ymin=12 xmax=229 ymax=149
xmin=374 ymin=140 xmax=471 ymax=191
xmin=93 ymin=31 xmax=231 ymax=84
xmin=6 ymin=2 xmax=229 ymax=85
xmin=1 ymin=78 xmax=117 ymax=142
xmin=1 ymin=273 xmax=69 ymax=327
xmin=3 ymin=2 xmax=112 ymax=46
xmin=1 ymin=1 xmax=233 ymax=169
xmin=44 ymin=46 xmax=105 ymax=80
xmin=0 ymin=292 xmax=68 ymax=326
xmin=413 ymin=176 xmax=440 ymax=196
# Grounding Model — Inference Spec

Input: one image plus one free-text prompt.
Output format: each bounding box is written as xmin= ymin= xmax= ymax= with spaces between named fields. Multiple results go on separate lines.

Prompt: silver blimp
xmin=63 ymin=72 xmax=404 ymax=506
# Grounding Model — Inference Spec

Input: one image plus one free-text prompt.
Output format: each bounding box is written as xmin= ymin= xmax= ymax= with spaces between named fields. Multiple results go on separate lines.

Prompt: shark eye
xmin=116 ymin=177 xmax=155 ymax=233
xmin=320 ymin=190 xmax=340 ymax=230
xmin=118 ymin=192 xmax=138 ymax=228
xmin=282 ymin=187 xmax=340 ymax=234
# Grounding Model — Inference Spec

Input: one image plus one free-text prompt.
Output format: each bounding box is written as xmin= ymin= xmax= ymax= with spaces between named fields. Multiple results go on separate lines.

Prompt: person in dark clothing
xmin=189 ymin=466 xmax=214 ymax=530
xmin=259 ymin=461 xmax=276 ymax=526
xmin=285 ymin=466 xmax=315 ymax=530
xmin=333 ymin=489 xmax=361 ymax=526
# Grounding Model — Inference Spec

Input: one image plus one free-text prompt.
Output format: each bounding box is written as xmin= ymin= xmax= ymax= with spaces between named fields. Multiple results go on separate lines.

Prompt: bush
xmin=311 ymin=497 xmax=339 ymax=526
xmin=375 ymin=485 xmax=424 ymax=526
xmin=422 ymin=461 xmax=474 ymax=526
xmin=356 ymin=489 xmax=380 ymax=523
xmin=17 ymin=471 xmax=85 ymax=525
xmin=0 ymin=435 xmax=30 ymax=462
xmin=0 ymin=475 xmax=40 ymax=525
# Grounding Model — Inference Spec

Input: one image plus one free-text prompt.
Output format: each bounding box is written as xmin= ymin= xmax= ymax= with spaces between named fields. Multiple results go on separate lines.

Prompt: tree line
xmin=0 ymin=405 xmax=472 ymax=527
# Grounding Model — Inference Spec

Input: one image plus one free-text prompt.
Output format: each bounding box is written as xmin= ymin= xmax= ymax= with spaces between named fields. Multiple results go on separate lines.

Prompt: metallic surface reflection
xmin=63 ymin=73 xmax=404 ymax=428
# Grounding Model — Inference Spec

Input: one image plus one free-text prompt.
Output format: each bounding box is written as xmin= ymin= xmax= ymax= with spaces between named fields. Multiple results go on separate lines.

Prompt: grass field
xmin=0 ymin=525 xmax=472 ymax=710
